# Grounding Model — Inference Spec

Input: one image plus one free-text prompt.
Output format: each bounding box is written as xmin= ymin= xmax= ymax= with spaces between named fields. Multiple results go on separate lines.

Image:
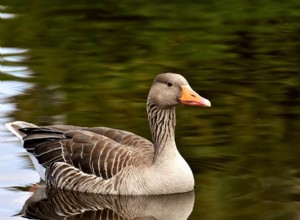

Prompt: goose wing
xmin=21 ymin=126 xmax=154 ymax=180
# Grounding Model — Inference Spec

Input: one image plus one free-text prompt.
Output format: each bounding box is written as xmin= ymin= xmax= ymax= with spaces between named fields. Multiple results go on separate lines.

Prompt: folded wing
xmin=20 ymin=125 xmax=153 ymax=180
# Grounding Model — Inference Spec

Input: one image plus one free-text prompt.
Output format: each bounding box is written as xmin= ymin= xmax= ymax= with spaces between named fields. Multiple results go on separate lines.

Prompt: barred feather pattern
xmin=6 ymin=73 xmax=200 ymax=195
xmin=60 ymin=130 xmax=135 ymax=180
xmin=22 ymin=186 xmax=194 ymax=220
xmin=147 ymin=101 xmax=176 ymax=159
xmin=46 ymin=161 xmax=148 ymax=194
xmin=47 ymin=162 xmax=108 ymax=193
xmin=9 ymin=123 xmax=154 ymax=194
xmin=23 ymin=186 xmax=132 ymax=219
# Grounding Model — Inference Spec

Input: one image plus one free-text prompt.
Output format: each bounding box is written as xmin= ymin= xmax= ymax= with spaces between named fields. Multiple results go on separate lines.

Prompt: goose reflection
xmin=20 ymin=185 xmax=195 ymax=220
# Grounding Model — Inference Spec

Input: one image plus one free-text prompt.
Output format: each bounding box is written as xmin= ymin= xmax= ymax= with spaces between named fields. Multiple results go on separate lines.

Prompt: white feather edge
xmin=5 ymin=121 xmax=46 ymax=181
xmin=5 ymin=121 xmax=26 ymax=140
xmin=27 ymin=152 xmax=46 ymax=181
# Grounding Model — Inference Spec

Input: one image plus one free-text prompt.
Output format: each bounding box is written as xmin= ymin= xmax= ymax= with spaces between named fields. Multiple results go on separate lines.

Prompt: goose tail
xmin=5 ymin=121 xmax=38 ymax=141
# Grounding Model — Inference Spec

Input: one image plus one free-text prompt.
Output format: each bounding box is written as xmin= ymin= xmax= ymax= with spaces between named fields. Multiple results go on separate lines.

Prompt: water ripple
xmin=1 ymin=47 xmax=31 ymax=77
xmin=1 ymin=65 xmax=33 ymax=78
xmin=0 ymin=81 xmax=32 ymax=98
xmin=0 ymin=13 xmax=16 ymax=19
xmin=0 ymin=5 xmax=16 ymax=19
xmin=1 ymin=47 xmax=28 ymax=55
xmin=2 ymin=55 xmax=28 ymax=62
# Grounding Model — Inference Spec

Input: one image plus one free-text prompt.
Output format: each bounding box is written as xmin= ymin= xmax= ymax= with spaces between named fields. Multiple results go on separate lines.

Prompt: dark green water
xmin=1 ymin=1 xmax=300 ymax=219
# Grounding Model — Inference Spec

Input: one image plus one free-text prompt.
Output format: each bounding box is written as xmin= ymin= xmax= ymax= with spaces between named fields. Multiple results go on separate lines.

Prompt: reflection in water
xmin=1 ymin=66 xmax=32 ymax=78
xmin=1 ymin=46 xmax=33 ymax=124
xmin=0 ymin=12 xmax=35 ymax=216
xmin=1 ymin=47 xmax=32 ymax=78
xmin=1 ymin=1 xmax=300 ymax=219
xmin=0 ymin=6 xmax=16 ymax=19
xmin=20 ymin=185 xmax=194 ymax=220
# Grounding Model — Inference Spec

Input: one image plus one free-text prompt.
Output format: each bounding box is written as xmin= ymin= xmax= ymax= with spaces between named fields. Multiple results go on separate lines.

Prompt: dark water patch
xmin=1 ymin=1 xmax=300 ymax=219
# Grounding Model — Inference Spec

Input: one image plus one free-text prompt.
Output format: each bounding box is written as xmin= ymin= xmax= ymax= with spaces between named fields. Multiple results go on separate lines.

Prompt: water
xmin=1 ymin=1 xmax=300 ymax=219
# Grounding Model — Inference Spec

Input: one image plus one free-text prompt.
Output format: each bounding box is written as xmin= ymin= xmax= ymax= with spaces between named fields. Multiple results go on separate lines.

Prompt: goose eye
xmin=167 ymin=81 xmax=173 ymax=87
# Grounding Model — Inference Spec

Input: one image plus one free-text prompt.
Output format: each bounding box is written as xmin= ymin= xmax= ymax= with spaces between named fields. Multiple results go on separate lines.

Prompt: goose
xmin=6 ymin=72 xmax=211 ymax=195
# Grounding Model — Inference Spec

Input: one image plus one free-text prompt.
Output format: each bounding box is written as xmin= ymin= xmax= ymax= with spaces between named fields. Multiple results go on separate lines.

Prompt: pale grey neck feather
xmin=147 ymin=101 xmax=176 ymax=159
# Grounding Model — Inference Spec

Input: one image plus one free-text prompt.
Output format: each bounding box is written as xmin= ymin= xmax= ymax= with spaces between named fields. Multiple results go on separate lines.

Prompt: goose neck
xmin=147 ymin=101 xmax=176 ymax=159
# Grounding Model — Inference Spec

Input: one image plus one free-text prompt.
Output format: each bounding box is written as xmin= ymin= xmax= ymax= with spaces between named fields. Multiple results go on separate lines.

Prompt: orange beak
xmin=179 ymin=85 xmax=211 ymax=107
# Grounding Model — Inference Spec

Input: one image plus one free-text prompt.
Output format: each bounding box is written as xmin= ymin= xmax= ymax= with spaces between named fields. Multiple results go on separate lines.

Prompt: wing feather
xmin=59 ymin=130 xmax=135 ymax=179
xmin=16 ymin=125 xmax=153 ymax=181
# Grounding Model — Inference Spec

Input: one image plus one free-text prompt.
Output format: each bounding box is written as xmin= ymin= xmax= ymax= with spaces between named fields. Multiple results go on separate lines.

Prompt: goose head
xmin=147 ymin=73 xmax=211 ymax=109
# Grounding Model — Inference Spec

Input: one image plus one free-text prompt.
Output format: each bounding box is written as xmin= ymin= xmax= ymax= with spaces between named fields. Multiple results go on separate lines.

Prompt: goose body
xmin=6 ymin=73 xmax=211 ymax=195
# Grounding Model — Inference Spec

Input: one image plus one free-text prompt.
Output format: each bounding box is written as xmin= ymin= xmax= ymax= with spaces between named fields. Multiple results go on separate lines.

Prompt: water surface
xmin=1 ymin=1 xmax=300 ymax=219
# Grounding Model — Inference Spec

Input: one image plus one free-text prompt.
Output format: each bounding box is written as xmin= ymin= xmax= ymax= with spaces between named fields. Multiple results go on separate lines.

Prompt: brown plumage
xmin=21 ymin=185 xmax=194 ymax=220
xmin=6 ymin=73 xmax=211 ymax=195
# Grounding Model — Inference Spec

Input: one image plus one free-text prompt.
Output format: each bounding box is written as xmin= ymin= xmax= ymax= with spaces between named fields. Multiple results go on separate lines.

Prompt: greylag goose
xmin=6 ymin=73 xmax=211 ymax=195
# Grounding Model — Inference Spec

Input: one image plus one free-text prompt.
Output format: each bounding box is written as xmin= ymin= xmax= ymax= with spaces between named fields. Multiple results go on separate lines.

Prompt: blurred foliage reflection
xmin=1 ymin=0 xmax=300 ymax=219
